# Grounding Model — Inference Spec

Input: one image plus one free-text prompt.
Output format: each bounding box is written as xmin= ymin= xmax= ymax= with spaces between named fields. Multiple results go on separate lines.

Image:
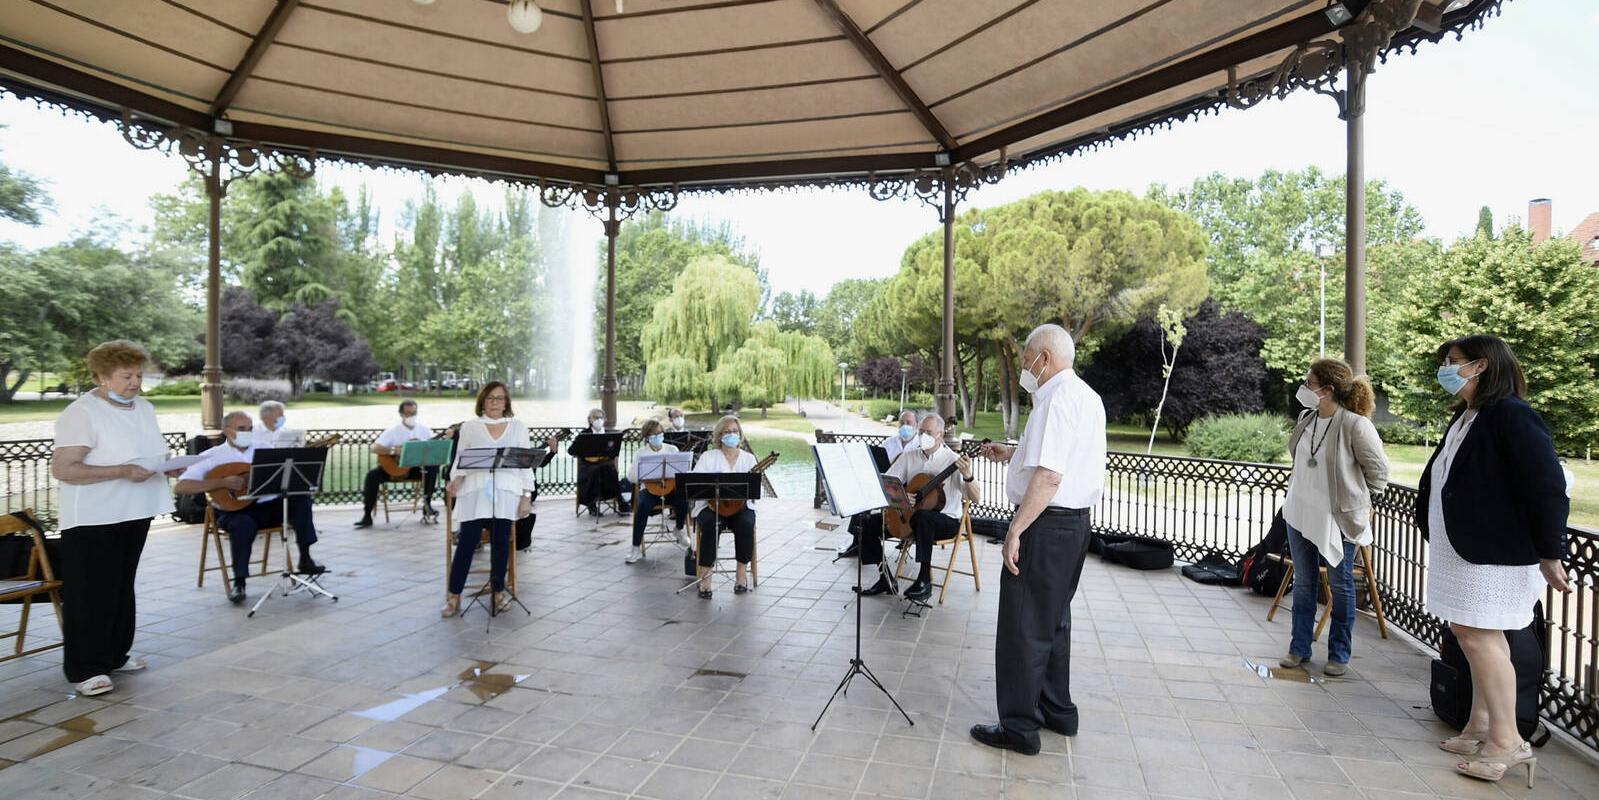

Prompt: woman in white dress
xmin=1417 ymin=335 xmax=1570 ymax=787
xmin=441 ymin=382 xmax=534 ymax=617
xmin=49 ymin=341 xmax=177 ymax=696
xmin=1277 ymin=358 xmax=1389 ymax=677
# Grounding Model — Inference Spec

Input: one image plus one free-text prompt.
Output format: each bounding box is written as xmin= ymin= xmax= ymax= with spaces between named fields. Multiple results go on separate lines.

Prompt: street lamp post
xmin=1316 ymin=243 xmax=1327 ymax=358
xmin=899 ymin=365 xmax=908 ymax=414
xmin=838 ymin=362 xmax=848 ymax=433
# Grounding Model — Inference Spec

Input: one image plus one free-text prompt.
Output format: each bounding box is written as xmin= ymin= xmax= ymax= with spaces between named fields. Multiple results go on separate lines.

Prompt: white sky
xmin=1 ymin=1 xmax=1596 ymax=298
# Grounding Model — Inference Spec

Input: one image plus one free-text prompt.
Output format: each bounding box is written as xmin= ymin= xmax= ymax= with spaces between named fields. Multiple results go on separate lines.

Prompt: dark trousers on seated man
xmin=216 ymin=496 xmax=324 ymax=590
xmin=633 ymin=488 xmax=688 ymax=546
xmin=359 ymin=466 xmax=438 ymax=523
xmin=694 ymin=508 xmax=754 ymax=567
xmin=858 ymin=510 xmax=957 ymax=599
xmin=995 ymin=508 xmax=1091 ymax=749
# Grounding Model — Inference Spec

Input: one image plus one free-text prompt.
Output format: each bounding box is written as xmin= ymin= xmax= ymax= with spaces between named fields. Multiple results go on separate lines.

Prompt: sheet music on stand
xmin=813 ymin=443 xmax=890 ymax=518
xmin=637 ymin=451 xmax=693 ymax=482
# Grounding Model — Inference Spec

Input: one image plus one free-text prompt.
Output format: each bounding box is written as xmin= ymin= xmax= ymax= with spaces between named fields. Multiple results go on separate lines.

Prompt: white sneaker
xmin=676 ymin=530 xmax=691 ymax=548
xmin=626 ymin=546 xmax=644 ymax=564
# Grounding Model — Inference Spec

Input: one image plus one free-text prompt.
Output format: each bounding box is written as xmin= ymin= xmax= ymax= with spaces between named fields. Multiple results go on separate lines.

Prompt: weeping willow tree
xmin=643 ymin=257 xmax=834 ymax=410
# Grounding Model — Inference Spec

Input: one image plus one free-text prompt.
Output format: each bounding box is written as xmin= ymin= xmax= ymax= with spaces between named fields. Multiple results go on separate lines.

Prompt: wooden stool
xmin=1266 ymin=545 xmax=1388 ymax=639
xmin=0 ymin=510 xmax=63 ymax=663
xmin=893 ymin=503 xmax=982 ymax=604
xmin=198 ymin=505 xmax=289 ymax=593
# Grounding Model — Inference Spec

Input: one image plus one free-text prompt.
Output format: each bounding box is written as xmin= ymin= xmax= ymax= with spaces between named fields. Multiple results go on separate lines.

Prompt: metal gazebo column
xmin=601 ymin=192 xmax=620 ymax=426
xmin=201 ymin=146 xmax=224 ymax=430
xmin=937 ymin=173 xmax=958 ymax=435
xmin=1343 ymin=63 xmax=1368 ymax=376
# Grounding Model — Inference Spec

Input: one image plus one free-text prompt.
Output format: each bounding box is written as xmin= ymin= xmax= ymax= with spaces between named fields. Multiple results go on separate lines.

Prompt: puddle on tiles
xmin=352 ymin=686 xmax=451 ymax=722
xmin=458 ymin=661 xmax=530 ymax=702
xmin=691 ymin=668 xmax=747 ymax=681
xmin=1244 ymin=659 xmax=1320 ymax=684
xmin=345 ymin=745 xmax=396 ymax=778
xmin=0 ymin=758 xmax=13 ymax=770
xmin=17 ymin=729 xmax=94 ymax=760
xmin=57 ymin=716 xmax=98 ymax=734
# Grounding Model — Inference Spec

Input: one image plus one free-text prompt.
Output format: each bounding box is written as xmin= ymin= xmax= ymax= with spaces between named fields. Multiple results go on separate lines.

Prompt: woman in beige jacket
xmin=1278 ymin=358 xmax=1390 ymax=676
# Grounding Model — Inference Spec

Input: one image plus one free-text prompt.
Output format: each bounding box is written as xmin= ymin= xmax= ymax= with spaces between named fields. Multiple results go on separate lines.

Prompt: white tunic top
xmin=1006 ymin=369 xmax=1107 ymax=509
xmin=52 ymin=394 xmax=174 ymax=529
xmin=1283 ymin=413 xmax=1366 ymax=567
xmin=689 ymin=447 xmax=758 ymax=517
xmin=451 ymin=418 xmax=535 ymax=522
xmin=1424 ymin=409 xmax=1543 ymax=630
xmin=888 ymin=444 xmax=968 ymax=520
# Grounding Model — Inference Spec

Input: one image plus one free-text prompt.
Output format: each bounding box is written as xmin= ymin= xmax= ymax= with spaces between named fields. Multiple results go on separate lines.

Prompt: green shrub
xmin=677 ymin=400 xmax=708 ymax=413
xmin=866 ymin=399 xmax=905 ymax=421
xmin=147 ymin=379 xmax=201 ymax=396
xmin=1184 ymin=413 xmax=1288 ymax=463
xmin=1375 ymin=421 xmax=1442 ymax=446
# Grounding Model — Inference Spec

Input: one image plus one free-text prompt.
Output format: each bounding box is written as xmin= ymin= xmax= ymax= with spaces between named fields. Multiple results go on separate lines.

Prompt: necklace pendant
xmin=1307 ymin=456 xmax=1318 ymax=467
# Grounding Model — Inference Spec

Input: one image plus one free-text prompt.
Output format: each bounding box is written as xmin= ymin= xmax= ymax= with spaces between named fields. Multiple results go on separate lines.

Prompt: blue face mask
xmin=1437 ymin=361 xmax=1477 ymax=395
xmin=647 ymin=434 xmax=665 ymax=448
xmin=106 ymin=387 xmax=136 ymax=404
xmin=898 ymin=424 xmax=915 ymax=441
xmin=721 ymin=433 xmax=741 ymax=449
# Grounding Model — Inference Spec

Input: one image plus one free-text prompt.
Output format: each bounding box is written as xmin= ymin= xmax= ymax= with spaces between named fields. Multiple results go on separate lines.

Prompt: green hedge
xmin=146 ymin=379 xmax=201 ymax=396
xmin=1184 ymin=413 xmax=1288 ymax=464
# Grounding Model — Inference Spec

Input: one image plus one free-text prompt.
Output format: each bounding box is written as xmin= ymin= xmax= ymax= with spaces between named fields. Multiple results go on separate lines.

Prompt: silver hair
xmin=222 ymin=410 xmax=251 ymax=427
xmin=259 ymin=400 xmax=286 ymax=416
xmin=920 ymin=413 xmax=947 ymax=432
xmin=588 ymin=408 xmax=604 ymax=419
xmin=1025 ymin=323 xmax=1076 ymax=367
xmin=898 ymin=410 xmax=917 ymax=424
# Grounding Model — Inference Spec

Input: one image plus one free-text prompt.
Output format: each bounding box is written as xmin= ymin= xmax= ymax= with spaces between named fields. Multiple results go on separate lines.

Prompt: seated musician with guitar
xmin=690 ymin=415 xmax=767 ymax=599
xmin=574 ymin=409 xmax=630 ymax=516
xmin=355 ymin=400 xmax=442 ymax=528
xmin=175 ymin=411 xmax=328 ymax=604
xmin=840 ymin=410 xmax=919 ymax=559
xmin=627 ymin=418 xmax=689 ymax=564
xmin=861 ymin=414 xmax=979 ymax=601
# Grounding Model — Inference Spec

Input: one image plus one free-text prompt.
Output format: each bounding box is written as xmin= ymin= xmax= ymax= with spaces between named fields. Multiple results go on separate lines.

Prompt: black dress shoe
xmin=296 ymin=559 xmax=328 ymax=576
xmin=734 ymin=583 xmax=749 ymax=594
xmin=904 ymin=579 xmax=932 ymax=601
xmin=227 ymin=582 xmax=246 ymax=604
xmin=1043 ymin=719 xmax=1078 ymax=737
xmin=970 ymin=723 xmax=1040 ymax=755
xmin=854 ymin=576 xmax=895 ymax=596
xmin=836 ymin=543 xmax=860 ymax=559
xmin=698 ymin=588 xmax=713 ymax=599
xmin=353 ymin=516 xmax=374 ymax=529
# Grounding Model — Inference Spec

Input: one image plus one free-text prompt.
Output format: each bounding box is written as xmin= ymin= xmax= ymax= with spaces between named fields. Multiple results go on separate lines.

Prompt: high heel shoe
xmin=1439 ymin=735 xmax=1483 ymax=755
xmin=440 ymin=593 xmax=461 ymax=618
xmin=492 ymin=592 xmax=511 ymax=615
xmin=1456 ymin=742 xmax=1536 ymax=788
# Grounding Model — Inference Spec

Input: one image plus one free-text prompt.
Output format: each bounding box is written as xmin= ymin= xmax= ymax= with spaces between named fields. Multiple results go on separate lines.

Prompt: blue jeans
xmin=1286 ymin=522 xmax=1357 ymax=664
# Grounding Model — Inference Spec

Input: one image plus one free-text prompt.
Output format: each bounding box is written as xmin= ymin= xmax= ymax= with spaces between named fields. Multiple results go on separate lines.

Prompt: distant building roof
xmin=1571 ymin=212 xmax=1599 ymax=266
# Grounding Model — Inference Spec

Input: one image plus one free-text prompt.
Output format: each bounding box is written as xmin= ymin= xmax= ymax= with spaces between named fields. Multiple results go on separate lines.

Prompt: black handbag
xmin=1430 ymin=602 xmax=1551 ymax=747
xmin=1101 ymin=537 xmax=1175 ymax=570
xmin=1181 ymin=554 xmax=1242 ymax=585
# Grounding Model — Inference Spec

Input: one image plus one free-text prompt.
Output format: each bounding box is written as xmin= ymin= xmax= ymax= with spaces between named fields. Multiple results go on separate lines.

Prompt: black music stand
xmin=664 ymin=430 xmax=709 ymax=457
xmin=244 ymin=447 xmax=336 ymax=618
xmin=569 ymin=433 xmax=626 ymax=519
xmin=677 ymin=472 xmax=760 ymax=594
xmin=453 ymin=446 xmax=540 ymax=625
xmin=811 ymin=442 xmax=913 ymax=731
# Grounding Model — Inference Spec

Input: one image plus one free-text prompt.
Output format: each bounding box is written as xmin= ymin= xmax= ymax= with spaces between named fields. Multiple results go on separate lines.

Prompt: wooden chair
xmin=894 ymin=503 xmax=982 ymax=604
xmin=0 ymin=510 xmax=64 ymax=664
xmin=379 ymin=477 xmax=423 ymax=523
xmin=443 ymin=495 xmax=518 ymax=600
xmin=689 ymin=512 xmax=758 ymax=588
xmin=637 ymin=488 xmax=684 ymax=557
xmin=198 ymin=505 xmax=289 ymax=592
xmin=1266 ymin=545 xmax=1388 ymax=639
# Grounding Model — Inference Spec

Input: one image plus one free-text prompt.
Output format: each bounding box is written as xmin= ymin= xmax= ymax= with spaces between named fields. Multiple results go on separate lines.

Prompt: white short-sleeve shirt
xmin=375 ymin=420 xmax=435 ymax=450
xmin=690 ymin=447 xmax=758 ymax=517
xmin=889 ymin=444 xmax=968 ymax=520
xmin=880 ymin=433 xmax=911 ymax=465
xmin=52 ymin=394 xmax=175 ymax=529
xmin=632 ymin=443 xmax=681 ymax=483
xmin=1005 ymin=369 xmax=1107 ymax=509
xmin=181 ymin=442 xmax=279 ymax=506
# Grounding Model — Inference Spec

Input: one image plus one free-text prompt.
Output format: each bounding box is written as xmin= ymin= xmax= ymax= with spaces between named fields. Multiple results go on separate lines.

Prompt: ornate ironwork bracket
xmin=535 ymin=182 xmax=679 ymax=224
xmin=866 ymin=153 xmax=1009 ymax=220
xmin=118 ymin=111 xmax=312 ymax=190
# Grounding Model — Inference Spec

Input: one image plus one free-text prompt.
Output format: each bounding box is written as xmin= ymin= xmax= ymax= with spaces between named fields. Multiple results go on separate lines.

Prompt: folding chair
xmin=380 ymin=477 xmax=423 ymax=523
xmin=198 ymin=505 xmax=289 ymax=592
xmin=637 ymin=487 xmax=685 ymax=556
xmin=1266 ymin=545 xmax=1388 ymax=639
xmin=0 ymin=510 xmax=63 ymax=664
xmin=894 ymin=502 xmax=982 ymax=604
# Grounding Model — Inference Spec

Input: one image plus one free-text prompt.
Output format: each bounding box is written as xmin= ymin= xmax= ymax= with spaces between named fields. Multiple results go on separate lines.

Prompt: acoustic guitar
xmin=207 ymin=434 xmax=342 ymax=512
xmin=881 ymin=438 xmax=986 ymax=540
xmin=376 ymin=428 xmax=453 ymax=479
xmin=710 ymin=451 xmax=779 ymax=517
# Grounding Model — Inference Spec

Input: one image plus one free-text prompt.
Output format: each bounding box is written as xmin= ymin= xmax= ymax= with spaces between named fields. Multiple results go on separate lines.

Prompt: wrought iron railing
xmin=812 ymin=430 xmax=1599 ymax=754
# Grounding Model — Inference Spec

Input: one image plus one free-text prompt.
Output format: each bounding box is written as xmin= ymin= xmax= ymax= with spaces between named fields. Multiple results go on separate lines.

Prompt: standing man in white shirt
xmin=971 ymin=324 xmax=1106 ymax=756
xmin=355 ymin=400 xmax=441 ymax=527
xmin=838 ymin=409 xmax=920 ymax=559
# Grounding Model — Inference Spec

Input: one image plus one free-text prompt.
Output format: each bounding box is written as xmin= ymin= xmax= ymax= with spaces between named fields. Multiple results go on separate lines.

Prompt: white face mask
xmin=670 ymin=417 xmax=684 ymax=430
xmin=590 ymin=418 xmax=604 ymax=431
xmin=401 ymin=416 xmax=417 ymax=429
xmin=915 ymin=432 xmax=938 ymax=451
xmin=1019 ymin=351 xmax=1044 ymax=395
xmin=231 ymin=429 xmax=254 ymax=449
xmin=1295 ymin=384 xmax=1322 ymax=410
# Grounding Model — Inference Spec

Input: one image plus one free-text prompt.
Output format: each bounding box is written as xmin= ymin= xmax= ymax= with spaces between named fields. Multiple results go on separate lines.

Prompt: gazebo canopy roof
xmin=0 ymin=0 xmax=1497 ymax=193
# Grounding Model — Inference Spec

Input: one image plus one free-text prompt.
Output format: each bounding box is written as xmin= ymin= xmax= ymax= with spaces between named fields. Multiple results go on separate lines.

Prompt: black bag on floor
xmin=1239 ymin=511 xmax=1290 ymax=595
xmin=1101 ymin=537 xmax=1174 ymax=570
xmin=1089 ymin=532 xmax=1134 ymax=556
xmin=1181 ymin=553 xmax=1242 ymax=585
xmin=1430 ymin=602 xmax=1551 ymax=747
xmin=515 ymin=513 xmax=535 ymax=551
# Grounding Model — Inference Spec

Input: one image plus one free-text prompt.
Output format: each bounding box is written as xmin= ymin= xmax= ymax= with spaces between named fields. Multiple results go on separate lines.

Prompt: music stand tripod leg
xmin=813 ymin=525 xmax=914 ymax=731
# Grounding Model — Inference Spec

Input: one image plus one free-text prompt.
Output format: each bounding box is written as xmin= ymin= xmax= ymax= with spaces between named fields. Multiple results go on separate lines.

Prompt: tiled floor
xmin=1 ymin=498 xmax=1596 ymax=800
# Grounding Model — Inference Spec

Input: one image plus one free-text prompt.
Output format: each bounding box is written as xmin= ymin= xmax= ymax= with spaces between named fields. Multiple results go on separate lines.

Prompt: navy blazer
xmin=1415 ymin=396 xmax=1568 ymax=566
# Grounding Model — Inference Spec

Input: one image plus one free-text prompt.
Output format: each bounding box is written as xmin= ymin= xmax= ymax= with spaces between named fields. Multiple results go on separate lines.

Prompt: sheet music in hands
xmin=812 ymin=442 xmax=891 ymax=518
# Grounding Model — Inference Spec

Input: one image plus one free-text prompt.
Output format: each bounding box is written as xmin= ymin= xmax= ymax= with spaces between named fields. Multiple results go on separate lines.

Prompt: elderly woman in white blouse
xmin=49 ymin=340 xmax=177 ymax=696
xmin=441 ymin=381 xmax=535 ymax=617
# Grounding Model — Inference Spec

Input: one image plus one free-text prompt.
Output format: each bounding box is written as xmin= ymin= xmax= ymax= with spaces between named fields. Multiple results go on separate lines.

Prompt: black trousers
xmin=855 ymin=512 xmax=885 ymax=564
xmin=577 ymin=461 xmax=628 ymax=511
xmin=858 ymin=511 xmax=956 ymax=569
xmin=57 ymin=518 xmax=149 ymax=683
xmin=695 ymin=507 xmax=754 ymax=567
xmin=633 ymin=487 xmax=688 ymax=546
xmin=217 ymin=497 xmax=318 ymax=583
xmin=995 ymin=509 xmax=1091 ymax=745
xmin=361 ymin=466 xmax=438 ymax=513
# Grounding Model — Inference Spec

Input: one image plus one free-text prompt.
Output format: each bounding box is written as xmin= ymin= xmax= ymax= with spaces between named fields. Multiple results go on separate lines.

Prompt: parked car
xmin=375 ymin=379 xmax=401 ymax=393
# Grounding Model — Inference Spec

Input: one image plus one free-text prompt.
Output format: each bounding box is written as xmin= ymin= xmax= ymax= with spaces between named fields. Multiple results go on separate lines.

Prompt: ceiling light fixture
xmin=508 ymin=0 xmax=544 ymax=34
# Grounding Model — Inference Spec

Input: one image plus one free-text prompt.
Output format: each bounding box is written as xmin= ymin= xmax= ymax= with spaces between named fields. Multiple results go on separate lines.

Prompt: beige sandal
xmin=492 ymin=592 xmax=511 ymax=614
xmin=440 ymin=593 xmax=461 ymax=618
xmin=1439 ymin=735 xmax=1483 ymax=755
xmin=1457 ymin=742 xmax=1536 ymax=788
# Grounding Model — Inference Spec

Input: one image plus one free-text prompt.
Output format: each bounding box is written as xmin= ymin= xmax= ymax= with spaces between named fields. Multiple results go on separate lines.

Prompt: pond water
xmin=744 ymin=433 xmax=818 ymax=502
